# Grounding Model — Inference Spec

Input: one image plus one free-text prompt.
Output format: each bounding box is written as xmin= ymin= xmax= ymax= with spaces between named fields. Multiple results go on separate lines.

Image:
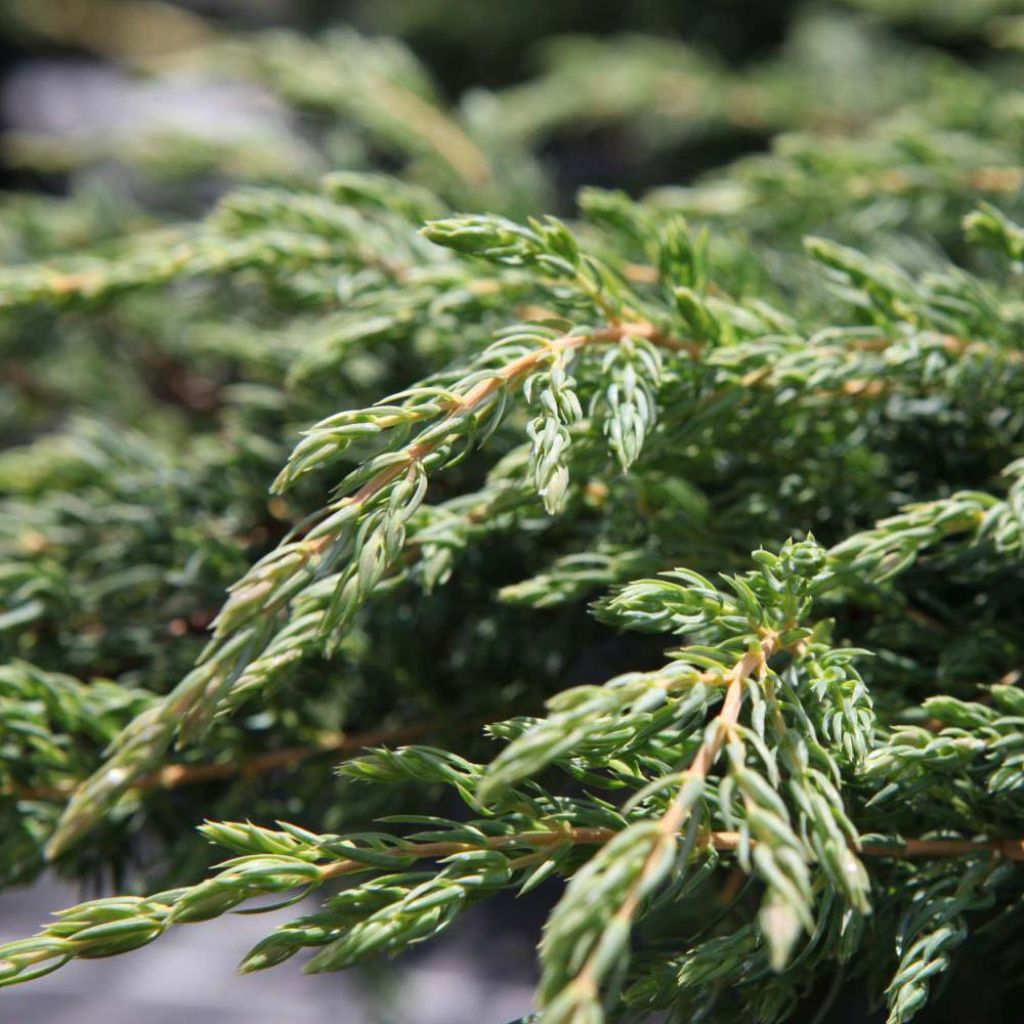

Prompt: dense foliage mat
xmin=1 ymin=2 xmax=1023 ymax=1021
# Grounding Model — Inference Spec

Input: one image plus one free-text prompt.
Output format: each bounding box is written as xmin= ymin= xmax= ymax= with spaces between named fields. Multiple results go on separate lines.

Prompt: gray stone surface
xmin=0 ymin=876 xmax=539 ymax=1023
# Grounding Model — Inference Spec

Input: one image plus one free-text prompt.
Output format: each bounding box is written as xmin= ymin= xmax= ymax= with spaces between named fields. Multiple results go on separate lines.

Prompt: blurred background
xmin=0 ymin=1 xmax=1022 ymax=1021
xmin=4 ymin=0 xmax=1020 ymax=219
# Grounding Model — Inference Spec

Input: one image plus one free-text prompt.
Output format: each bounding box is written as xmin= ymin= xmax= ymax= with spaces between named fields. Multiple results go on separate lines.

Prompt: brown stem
xmin=861 ymin=837 xmax=1024 ymax=861
xmin=6 ymin=712 xmax=500 ymax=803
xmin=318 ymin=823 xmax=1024 ymax=887
xmin=319 ymin=825 xmax=619 ymax=881
xmin=623 ymin=263 xmax=660 ymax=285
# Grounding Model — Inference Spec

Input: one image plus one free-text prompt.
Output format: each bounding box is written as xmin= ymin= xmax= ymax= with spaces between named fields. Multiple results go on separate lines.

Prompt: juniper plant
xmin=1 ymin=4 xmax=1024 ymax=1022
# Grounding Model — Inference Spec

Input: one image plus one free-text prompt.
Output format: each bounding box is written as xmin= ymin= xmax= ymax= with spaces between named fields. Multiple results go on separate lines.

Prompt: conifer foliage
xmin=1 ymin=3 xmax=1023 ymax=1021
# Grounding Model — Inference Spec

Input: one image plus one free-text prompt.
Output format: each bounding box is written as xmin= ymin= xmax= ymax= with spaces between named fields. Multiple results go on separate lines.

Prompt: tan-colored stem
xmin=567 ymin=635 xmax=776 ymax=1000
xmin=308 ymin=320 xmax=691 ymax=553
xmin=374 ymin=81 xmax=493 ymax=188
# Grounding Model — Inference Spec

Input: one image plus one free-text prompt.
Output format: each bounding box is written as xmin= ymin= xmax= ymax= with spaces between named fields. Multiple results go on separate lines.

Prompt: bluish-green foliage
xmin=1 ymin=3 xmax=1023 ymax=1021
